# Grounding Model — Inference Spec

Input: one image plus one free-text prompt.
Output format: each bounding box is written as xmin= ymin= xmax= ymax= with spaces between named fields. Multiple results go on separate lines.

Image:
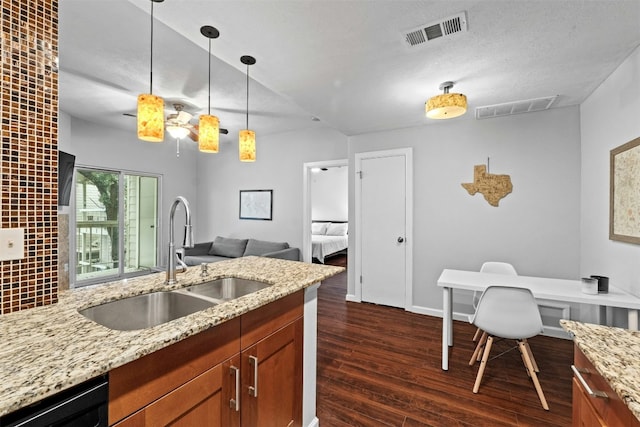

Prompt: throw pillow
xmin=244 ymin=239 xmax=289 ymax=256
xmin=208 ymin=236 xmax=249 ymax=258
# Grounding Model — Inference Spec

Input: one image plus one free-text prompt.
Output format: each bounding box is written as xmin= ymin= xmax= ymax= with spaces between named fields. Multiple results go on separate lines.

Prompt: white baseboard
xmin=306 ymin=416 xmax=320 ymax=427
xmin=408 ymin=305 xmax=571 ymax=339
xmin=346 ymin=293 xmax=359 ymax=302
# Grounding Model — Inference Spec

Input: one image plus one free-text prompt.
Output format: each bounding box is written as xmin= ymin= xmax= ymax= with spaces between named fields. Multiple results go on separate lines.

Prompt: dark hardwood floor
xmin=316 ymin=270 xmax=574 ymax=426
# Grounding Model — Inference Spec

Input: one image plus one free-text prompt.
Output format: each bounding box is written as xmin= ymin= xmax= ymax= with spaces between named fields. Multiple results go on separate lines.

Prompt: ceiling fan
xmin=123 ymin=103 xmax=229 ymax=142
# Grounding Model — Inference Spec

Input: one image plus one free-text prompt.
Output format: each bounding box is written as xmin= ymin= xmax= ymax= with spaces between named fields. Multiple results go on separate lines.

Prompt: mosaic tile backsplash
xmin=1 ymin=0 xmax=59 ymax=314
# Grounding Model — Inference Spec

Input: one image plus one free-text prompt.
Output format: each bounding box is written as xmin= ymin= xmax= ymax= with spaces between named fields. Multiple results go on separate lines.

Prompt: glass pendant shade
xmin=198 ymin=115 xmax=219 ymax=153
xmin=137 ymin=93 xmax=165 ymax=141
xmin=239 ymin=129 xmax=256 ymax=162
xmin=425 ymin=93 xmax=467 ymax=119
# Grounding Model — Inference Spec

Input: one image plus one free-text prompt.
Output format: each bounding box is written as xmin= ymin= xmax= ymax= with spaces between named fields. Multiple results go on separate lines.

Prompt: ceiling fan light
xmin=426 ymin=93 xmax=467 ymax=119
xmin=198 ymin=115 xmax=219 ymax=153
xmin=166 ymin=124 xmax=190 ymax=140
xmin=137 ymin=93 xmax=164 ymax=141
xmin=239 ymin=129 xmax=256 ymax=162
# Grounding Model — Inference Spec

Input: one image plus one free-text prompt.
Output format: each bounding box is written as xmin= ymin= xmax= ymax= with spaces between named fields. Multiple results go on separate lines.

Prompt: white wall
xmin=348 ymin=107 xmax=582 ymax=312
xmin=60 ymin=114 xmax=199 ymax=274
xmin=581 ymin=45 xmax=640 ymax=311
xmin=311 ymin=166 xmax=348 ymax=221
xmin=195 ymin=127 xmax=348 ymax=251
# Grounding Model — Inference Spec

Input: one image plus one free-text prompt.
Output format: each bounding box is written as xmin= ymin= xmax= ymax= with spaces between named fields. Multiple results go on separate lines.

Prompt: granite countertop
xmin=561 ymin=319 xmax=640 ymax=422
xmin=0 ymin=256 xmax=343 ymax=417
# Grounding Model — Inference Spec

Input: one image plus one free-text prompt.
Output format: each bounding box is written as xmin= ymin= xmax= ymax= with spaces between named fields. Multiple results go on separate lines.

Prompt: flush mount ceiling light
xmin=239 ymin=55 xmax=256 ymax=162
xmin=198 ymin=25 xmax=221 ymax=153
xmin=425 ymin=81 xmax=467 ymax=120
xmin=137 ymin=0 xmax=165 ymax=142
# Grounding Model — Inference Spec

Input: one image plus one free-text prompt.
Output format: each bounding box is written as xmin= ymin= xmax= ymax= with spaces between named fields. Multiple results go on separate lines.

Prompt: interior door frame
xmin=353 ymin=148 xmax=413 ymax=309
xmin=302 ymin=159 xmax=348 ymax=264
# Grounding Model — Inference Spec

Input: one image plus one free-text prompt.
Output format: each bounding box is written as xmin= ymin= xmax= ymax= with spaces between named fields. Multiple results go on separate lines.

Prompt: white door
xmin=356 ymin=148 xmax=412 ymax=308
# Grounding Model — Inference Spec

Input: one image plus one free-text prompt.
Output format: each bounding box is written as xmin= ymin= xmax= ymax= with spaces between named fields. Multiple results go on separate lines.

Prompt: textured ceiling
xmin=59 ymin=0 xmax=640 ymax=139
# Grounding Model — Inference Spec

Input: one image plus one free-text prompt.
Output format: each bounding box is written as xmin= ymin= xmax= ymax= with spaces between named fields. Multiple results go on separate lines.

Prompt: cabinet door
xmin=221 ymin=355 xmax=241 ymax=427
xmin=242 ymin=317 xmax=303 ymax=427
xmin=572 ymin=378 xmax=605 ymax=427
xmin=113 ymin=363 xmax=224 ymax=427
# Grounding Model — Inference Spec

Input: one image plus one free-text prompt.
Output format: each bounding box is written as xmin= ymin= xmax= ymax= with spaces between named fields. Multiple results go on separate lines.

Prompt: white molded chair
xmin=471 ymin=262 xmax=518 ymax=342
xmin=470 ymin=285 xmax=549 ymax=410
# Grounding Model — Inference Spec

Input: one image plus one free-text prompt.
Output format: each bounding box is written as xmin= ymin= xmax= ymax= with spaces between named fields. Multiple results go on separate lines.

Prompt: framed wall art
xmin=610 ymin=136 xmax=640 ymax=244
xmin=240 ymin=189 xmax=273 ymax=220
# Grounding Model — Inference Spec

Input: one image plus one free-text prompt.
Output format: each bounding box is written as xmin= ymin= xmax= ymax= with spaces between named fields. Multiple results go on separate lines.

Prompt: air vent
xmin=403 ymin=12 xmax=468 ymax=47
xmin=475 ymin=96 xmax=558 ymax=119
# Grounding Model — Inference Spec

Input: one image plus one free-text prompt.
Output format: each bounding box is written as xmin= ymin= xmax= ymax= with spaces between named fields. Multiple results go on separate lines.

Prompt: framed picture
xmin=610 ymin=136 xmax=640 ymax=244
xmin=240 ymin=190 xmax=273 ymax=220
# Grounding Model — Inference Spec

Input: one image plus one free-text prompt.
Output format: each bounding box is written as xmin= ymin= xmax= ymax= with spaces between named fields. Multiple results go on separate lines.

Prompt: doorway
xmin=354 ymin=148 xmax=413 ymax=309
xmin=302 ymin=159 xmax=348 ymax=267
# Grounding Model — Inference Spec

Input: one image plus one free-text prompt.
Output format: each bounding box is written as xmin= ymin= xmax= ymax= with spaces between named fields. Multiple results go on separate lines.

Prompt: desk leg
xmin=442 ymin=286 xmax=452 ymax=371
xmin=629 ymin=309 xmax=638 ymax=331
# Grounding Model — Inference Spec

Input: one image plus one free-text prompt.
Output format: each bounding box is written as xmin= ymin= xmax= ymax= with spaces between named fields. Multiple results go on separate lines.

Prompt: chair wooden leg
xmin=523 ymin=339 xmax=540 ymax=372
xmin=469 ymin=331 xmax=487 ymax=366
xmin=473 ymin=336 xmax=493 ymax=393
xmin=472 ymin=327 xmax=482 ymax=342
xmin=518 ymin=340 xmax=549 ymax=410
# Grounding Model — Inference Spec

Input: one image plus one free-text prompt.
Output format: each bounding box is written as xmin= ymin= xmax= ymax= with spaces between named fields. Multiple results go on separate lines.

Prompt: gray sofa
xmin=182 ymin=236 xmax=300 ymax=266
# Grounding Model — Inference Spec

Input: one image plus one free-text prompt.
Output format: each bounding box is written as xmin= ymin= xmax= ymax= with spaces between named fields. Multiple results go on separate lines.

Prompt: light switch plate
xmin=0 ymin=228 xmax=25 ymax=261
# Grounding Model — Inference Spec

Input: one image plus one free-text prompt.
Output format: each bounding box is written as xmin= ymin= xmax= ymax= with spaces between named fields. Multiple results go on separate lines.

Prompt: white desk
xmin=437 ymin=269 xmax=640 ymax=371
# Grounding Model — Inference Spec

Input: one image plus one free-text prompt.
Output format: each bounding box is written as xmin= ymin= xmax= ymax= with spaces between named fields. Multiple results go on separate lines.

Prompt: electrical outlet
xmin=0 ymin=228 xmax=25 ymax=261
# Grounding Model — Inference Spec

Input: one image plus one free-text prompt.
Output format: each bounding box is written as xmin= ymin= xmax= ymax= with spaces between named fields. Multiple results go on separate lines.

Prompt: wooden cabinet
xmin=241 ymin=318 xmax=303 ymax=427
xmin=109 ymin=290 xmax=304 ymax=427
xmin=572 ymin=345 xmax=640 ymax=427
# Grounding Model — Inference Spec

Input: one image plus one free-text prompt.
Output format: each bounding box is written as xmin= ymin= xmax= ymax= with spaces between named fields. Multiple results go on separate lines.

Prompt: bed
xmin=311 ymin=221 xmax=348 ymax=263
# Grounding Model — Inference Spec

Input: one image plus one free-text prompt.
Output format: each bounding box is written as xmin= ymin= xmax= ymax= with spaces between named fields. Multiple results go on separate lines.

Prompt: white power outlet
xmin=0 ymin=228 xmax=25 ymax=261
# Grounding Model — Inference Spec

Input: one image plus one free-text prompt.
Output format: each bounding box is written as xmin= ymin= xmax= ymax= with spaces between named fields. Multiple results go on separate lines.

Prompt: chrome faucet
xmin=166 ymin=196 xmax=194 ymax=285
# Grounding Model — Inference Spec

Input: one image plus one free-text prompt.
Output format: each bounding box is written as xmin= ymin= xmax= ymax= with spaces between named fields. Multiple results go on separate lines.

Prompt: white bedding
xmin=312 ymin=234 xmax=348 ymax=263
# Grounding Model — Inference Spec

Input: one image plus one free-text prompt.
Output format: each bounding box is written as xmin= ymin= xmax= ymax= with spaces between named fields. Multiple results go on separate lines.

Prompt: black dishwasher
xmin=0 ymin=375 xmax=108 ymax=427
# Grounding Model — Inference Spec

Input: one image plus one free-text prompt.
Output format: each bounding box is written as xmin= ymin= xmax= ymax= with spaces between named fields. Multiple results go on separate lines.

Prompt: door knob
xmin=397 ymin=237 xmax=404 ymax=243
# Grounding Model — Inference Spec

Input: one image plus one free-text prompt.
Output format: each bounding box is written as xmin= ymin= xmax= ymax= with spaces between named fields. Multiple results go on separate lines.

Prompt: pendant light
xmin=239 ymin=55 xmax=256 ymax=162
xmin=137 ymin=0 xmax=165 ymax=142
xmin=198 ymin=25 xmax=220 ymax=153
xmin=425 ymin=81 xmax=467 ymax=120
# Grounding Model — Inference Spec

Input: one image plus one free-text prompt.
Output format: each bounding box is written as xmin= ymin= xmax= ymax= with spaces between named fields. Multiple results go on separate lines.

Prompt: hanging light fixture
xmin=425 ymin=81 xmax=467 ymax=120
xmin=239 ymin=55 xmax=256 ymax=162
xmin=198 ymin=25 xmax=220 ymax=153
xmin=137 ymin=0 xmax=165 ymax=142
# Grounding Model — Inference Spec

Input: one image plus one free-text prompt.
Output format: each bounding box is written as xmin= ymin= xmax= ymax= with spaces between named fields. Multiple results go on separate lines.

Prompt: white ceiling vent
xmin=403 ymin=12 xmax=468 ymax=47
xmin=475 ymin=96 xmax=558 ymax=119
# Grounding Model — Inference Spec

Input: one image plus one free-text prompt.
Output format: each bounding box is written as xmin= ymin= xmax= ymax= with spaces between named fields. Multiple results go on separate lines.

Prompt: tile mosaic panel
xmin=1 ymin=0 xmax=59 ymax=314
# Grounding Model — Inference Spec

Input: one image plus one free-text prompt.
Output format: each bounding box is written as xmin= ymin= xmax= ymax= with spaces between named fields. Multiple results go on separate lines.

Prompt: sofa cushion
xmin=243 ymin=239 xmax=289 ymax=256
xmin=208 ymin=236 xmax=249 ymax=258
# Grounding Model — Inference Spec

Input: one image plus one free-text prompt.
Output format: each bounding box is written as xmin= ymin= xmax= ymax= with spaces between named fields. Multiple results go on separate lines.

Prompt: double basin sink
xmin=79 ymin=277 xmax=271 ymax=331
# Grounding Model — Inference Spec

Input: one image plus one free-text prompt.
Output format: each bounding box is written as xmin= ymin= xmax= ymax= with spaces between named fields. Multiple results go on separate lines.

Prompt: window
xmin=73 ymin=168 xmax=159 ymax=286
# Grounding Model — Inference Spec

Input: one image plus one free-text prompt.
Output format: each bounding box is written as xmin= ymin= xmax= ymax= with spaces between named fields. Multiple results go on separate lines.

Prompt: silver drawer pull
xmin=571 ymin=365 xmax=608 ymax=399
xmin=249 ymin=355 xmax=258 ymax=397
xmin=229 ymin=365 xmax=240 ymax=411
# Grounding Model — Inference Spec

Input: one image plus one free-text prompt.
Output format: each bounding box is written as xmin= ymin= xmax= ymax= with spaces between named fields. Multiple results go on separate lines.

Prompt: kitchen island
xmin=0 ymin=256 xmax=343 ymax=425
xmin=561 ymin=319 xmax=640 ymax=425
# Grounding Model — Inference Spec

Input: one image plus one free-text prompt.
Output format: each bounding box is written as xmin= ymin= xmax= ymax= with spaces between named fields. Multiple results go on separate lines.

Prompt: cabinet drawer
xmin=240 ymin=290 xmax=303 ymax=350
xmin=109 ymin=317 xmax=240 ymax=425
xmin=573 ymin=346 xmax=640 ymax=427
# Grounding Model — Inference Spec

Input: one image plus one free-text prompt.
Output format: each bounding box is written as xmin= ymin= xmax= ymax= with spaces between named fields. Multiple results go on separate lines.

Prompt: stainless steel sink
xmin=176 ymin=277 xmax=272 ymax=303
xmin=78 ymin=291 xmax=217 ymax=331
